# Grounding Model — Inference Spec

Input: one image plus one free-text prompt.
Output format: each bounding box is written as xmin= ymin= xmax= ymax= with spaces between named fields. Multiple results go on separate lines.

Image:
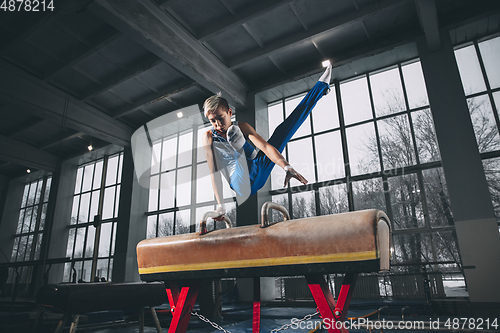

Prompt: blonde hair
xmin=203 ymin=92 xmax=229 ymax=117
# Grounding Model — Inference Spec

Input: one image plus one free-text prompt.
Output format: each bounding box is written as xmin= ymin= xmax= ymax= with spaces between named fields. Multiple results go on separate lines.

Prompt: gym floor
xmin=1 ymin=296 xmax=490 ymax=333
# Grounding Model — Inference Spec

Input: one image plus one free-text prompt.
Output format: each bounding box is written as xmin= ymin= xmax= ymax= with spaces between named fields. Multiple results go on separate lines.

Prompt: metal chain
xmin=270 ymin=311 xmax=320 ymax=333
xmin=191 ymin=309 xmax=319 ymax=333
xmin=190 ymin=310 xmax=232 ymax=333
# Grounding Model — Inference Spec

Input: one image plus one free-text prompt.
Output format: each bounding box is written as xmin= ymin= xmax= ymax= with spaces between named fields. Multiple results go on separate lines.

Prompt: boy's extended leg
xmin=267 ymin=80 xmax=330 ymax=153
xmin=249 ymin=72 xmax=331 ymax=194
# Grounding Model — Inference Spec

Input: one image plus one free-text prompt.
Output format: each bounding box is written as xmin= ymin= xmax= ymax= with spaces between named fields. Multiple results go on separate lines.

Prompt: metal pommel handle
xmin=199 ymin=211 xmax=232 ymax=235
xmin=261 ymin=201 xmax=290 ymax=228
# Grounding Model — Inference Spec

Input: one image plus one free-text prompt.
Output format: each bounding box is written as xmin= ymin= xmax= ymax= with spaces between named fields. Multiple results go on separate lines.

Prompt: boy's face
xmin=207 ymin=106 xmax=232 ymax=135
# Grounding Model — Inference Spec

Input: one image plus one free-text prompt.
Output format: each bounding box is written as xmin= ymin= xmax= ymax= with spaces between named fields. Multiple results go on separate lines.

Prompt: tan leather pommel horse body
xmin=136 ymin=204 xmax=392 ymax=333
xmin=137 ymin=208 xmax=390 ymax=281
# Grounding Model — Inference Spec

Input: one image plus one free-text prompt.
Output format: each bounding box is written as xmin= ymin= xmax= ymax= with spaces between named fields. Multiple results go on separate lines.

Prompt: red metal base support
xmin=163 ymin=274 xmax=357 ymax=333
xmin=306 ymin=273 xmax=358 ymax=333
xmin=165 ymin=280 xmax=201 ymax=333
xmin=252 ymin=277 xmax=261 ymax=333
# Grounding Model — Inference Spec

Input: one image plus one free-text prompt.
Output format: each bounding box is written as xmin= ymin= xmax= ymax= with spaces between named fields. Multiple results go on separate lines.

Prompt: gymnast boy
xmin=202 ymin=64 xmax=332 ymax=219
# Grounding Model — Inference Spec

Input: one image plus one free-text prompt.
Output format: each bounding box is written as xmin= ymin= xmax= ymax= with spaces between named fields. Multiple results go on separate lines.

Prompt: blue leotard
xmin=211 ymin=81 xmax=329 ymax=199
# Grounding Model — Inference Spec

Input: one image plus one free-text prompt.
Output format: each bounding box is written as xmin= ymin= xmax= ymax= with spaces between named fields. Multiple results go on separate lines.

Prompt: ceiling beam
xmin=25 ymin=39 xmax=66 ymax=64
xmin=43 ymin=29 xmax=122 ymax=81
xmin=157 ymin=0 xmax=180 ymax=8
xmin=81 ymin=56 xmax=162 ymax=101
xmin=197 ymin=0 xmax=294 ymax=42
xmin=0 ymin=60 xmax=133 ymax=147
xmin=162 ymin=7 xmax=197 ymax=36
xmin=38 ymin=130 xmax=82 ymax=150
xmin=269 ymin=56 xmax=287 ymax=75
xmin=311 ymin=40 xmax=327 ymax=59
xmin=414 ymin=0 xmax=441 ymax=52
xmin=290 ymin=2 xmax=309 ymax=31
xmin=0 ymin=174 xmax=8 ymax=189
xmin=252 ymin=27 xmax=421 ymax=93
xmin=139 ymin=107 xmax=157 ymax=118
xmin=242 ymin=23 xmax=265 ymax=48
xmin=228 ymin=0 xmax=410 ymax=70
xmin=350 ymin=0 xmax=360 ymax=10
xmin=441 ymin=1 xmax=500 ymax=31
xmin=89 ymin=0 xmax=248 ymax=108
xmin=0 ymin=0 xmax=80 ymax=58
xmin=6 ymin=118 xmax=45 ymax=138
xmin=0 ymin=134 xmax=59 ymax=172
xmin=218 ymin=0 xmax=236 ymax=15
xmin=193 ymin=83 xmax=217 ymax=97
xmin=112 ymin=80 xmax=196 ymax=118
xmin=53 ymin=21 xmax=92 ymax=47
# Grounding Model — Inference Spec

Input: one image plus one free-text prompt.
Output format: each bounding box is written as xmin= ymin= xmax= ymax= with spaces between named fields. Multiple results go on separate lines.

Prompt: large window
xmin=146 ymin=122 xmax=237 ymax=239
xmin=454 ymin=35 xmax=500 ymax=227
xmin=268 ymin=60 xmax=459 ymax=276
xmin=9 ymin=176 xmax=52 ymax=286
xmin=64 ymin=152 xmax=123 ymax=282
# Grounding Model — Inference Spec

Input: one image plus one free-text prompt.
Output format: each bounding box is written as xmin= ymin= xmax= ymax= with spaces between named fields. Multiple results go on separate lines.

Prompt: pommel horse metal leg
xmin=253 ymin=277 xmax=261 ymax=333
xmin=306 ymin=273 xmax=358 ymax=333
xmin=165 ymin=280 xmax=201 ymax=333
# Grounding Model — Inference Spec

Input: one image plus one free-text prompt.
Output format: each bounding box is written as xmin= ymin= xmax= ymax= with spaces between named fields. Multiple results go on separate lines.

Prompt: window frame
xmin=64 ymin=152 xmax=123 ymax=282
xmin=267 ymin=59 xmax=456 ymax=273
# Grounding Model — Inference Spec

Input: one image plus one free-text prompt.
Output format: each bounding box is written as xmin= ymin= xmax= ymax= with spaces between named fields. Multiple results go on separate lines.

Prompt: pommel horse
xmin=136 ymin=202 xmax=392 ymax=333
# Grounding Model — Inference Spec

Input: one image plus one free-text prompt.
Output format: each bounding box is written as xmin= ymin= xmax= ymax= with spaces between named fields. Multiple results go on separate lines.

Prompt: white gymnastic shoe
xmin=227 ymin=125 xmax=258 ymax=159
xmin=319 ymin=63 xmax=332 ymax=95
xmin=319 ymin=63 xmax=332 ymax=83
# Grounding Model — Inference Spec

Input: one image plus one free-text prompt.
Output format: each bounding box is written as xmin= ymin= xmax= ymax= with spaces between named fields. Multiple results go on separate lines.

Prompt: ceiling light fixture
xmin=322 ymin=60 xmax=331 ymax=67
xmin=27 ymin=169 xmax=31 ymax=173
xmin=177 ymin=112 xmax=183 ymax=118
xmin=88 ymin=143 xmax=93 ymax=151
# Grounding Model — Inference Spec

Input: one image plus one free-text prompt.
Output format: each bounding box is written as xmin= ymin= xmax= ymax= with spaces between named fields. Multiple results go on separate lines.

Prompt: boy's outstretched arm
xmin=238 ymin=122 xmax=308 ymax=187
xmin=202 ymin=130 xmax=226 ymax=217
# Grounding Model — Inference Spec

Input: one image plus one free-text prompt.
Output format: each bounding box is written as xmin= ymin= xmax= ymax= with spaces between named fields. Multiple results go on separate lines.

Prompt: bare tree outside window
xmin=267 ymin=60 xmax=461 ymax=277
xmin=483 ymin=157 xmax=500 ymax=223
xmin=455 ymin=37 xmax=500 ymax=228
xmin=319 ymin=184 xmax=348 ymax=215
xmin=8 ymin=176 xmax=51 ymax=294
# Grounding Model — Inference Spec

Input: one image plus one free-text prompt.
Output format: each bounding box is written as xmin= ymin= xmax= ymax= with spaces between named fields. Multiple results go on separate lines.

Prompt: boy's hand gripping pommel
xmin=214 ymin=204 xmax=226 ymax=221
